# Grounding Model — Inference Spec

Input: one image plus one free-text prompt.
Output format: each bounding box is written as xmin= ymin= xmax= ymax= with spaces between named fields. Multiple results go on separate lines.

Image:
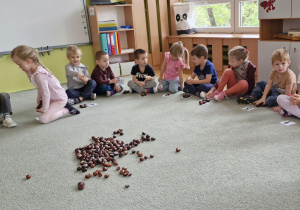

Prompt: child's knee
xmin=169 ymin=87 xmax=178 ymax=93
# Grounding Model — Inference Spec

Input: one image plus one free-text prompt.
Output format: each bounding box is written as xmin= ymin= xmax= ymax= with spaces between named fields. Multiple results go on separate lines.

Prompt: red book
xmin=109 ymin=32 xmax=116 ymax=55
xmin=117 ymin=32 xmax=121 ymax=53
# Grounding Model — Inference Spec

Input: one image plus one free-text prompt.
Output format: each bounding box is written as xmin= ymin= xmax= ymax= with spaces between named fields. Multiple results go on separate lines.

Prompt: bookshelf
xmin=88 ymin=2 xmax=136 ymax=62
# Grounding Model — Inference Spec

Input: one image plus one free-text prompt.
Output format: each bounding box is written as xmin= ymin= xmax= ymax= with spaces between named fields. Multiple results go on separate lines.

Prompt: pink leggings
xmin=39 ymin=100 xmax=69 ymax=124
xmin=217 ymin=69 xmax=248 ymax=96
xmin=277 ymin=95 xmax=300 ymax=118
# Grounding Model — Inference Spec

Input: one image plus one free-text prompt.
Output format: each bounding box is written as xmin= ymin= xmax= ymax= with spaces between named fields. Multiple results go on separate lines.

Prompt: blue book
xmin=106 ymin=33 xmax=112 ymax=55
xmin=100 ymin=34 xmax=108 ymax=54
xmin=99 ymin=27 xmax=118 ymax=31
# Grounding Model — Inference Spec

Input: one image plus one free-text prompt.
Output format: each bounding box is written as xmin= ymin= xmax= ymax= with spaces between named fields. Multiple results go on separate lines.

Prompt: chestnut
xmin=144 ymin=156 xmax=148 ymax=159
xmin=138 ymin=153 xmax=143 ymax=157
xmin=150 ymin=154 xmax=154 ymax=158
xmin=151 ymin=137 xmax=156 ymax=141
xmin=79 ymin=105 xmax=84 ymax=108
xmin=85 ymin=173 xmax=92 ymax=179
xmin=93 ymin=171 xmax=98 ymax=176
xmin=142 ymin=132 xmax=146 ymax=135
xmin=140 ymin=158 xmax=144 ymax=161
xmin=176 ymin=148 xmax=181 ymax=152
xmin=206 ymin=98 xmax=210 ymax=102
xmin=120 ymin=132 xmax=124 ymax=136
xmin=104 ymin=174 xmax=109 ymax=178
xmin=116 ymin=166 xmax=120 ymax=170
xmin=103 ymin=167 xmax=108 ymax=171
xmin=125 ymin=185 xmax=130 ymax=188
xmin=26 ymin=174 xmax=31 ymax=179
xmin=98 ymin=172 xmax=102 ymax=177
xmin=84 ymin=104 xmax=87 ymax=108
xmin=131 ymin=150 xmax=136 ymax=154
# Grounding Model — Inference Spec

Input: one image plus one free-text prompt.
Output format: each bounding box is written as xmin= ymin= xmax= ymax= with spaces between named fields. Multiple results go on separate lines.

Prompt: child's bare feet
xmin=273 ymin=105 xmax=282 ymax=112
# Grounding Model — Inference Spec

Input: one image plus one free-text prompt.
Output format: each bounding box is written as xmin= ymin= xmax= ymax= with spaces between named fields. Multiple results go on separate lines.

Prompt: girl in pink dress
xmin=11 ymin=45 xmax=80 ymax=124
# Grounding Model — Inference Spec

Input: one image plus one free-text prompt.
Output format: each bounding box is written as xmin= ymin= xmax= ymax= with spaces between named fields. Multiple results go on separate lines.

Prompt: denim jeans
xmin=94 ymin=84 xmax=122 ymax=95
xmin=0 ymin=92 xmax=12 ymax=114
xmin=251 ymin=81 xmax=280 ymax=107
xmin=183 ymin=82 xmax=213 ymax=95
xmin=158 ymin=79 xmax=180 ymax=93
xmin=66 ymin=79 xmax=96 ymax=100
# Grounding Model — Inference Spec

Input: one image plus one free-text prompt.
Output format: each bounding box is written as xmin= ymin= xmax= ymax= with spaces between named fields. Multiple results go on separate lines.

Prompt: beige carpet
xmin=1 ymin=77 xmax=299 ymax=210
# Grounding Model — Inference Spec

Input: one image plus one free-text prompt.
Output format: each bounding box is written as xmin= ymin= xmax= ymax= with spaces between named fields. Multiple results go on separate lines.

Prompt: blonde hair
xmin=11 ymin=45 xmax=50 ymax=72
xmin=66 ymin=45 xmax=82 ymax=57
xmin=169 ymin=41 xmax=190 ymax=69
xmin=228 ymin=46 xmax=248 ymax=61
xmin=271 ymin=49 xmax=290 ymax=64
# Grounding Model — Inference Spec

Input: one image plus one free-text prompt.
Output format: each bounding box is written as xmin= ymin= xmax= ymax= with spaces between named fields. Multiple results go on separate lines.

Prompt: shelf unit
xmin=88 ymin=2 xmax=136 ymax=61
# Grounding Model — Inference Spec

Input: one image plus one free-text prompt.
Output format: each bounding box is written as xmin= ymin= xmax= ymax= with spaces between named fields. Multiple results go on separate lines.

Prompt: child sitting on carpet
xmin=91 ymin=51 xmax=122 ymax=97
xmin=127 ymin=49 xmax=156 ymax=93
xmin=201 ymin=46 xmax=256 ymax=101
xmin=157 ymin=41 xmax=189 ymax=93
xmin=183 ymin=44 xmax=218 ymax=97
xmin=241 ymin=49 xmax=296 ymax=113
xmin=11 ymin=45 xmax=80 ymax=124
xmin=0 ymin=92 xmax=17 ymax=127
xmin=65 ymin=45 xmax=96 ymax=105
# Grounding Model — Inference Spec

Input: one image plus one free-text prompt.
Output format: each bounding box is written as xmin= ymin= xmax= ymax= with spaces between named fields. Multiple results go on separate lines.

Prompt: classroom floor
xmin=1 ymin=76 xmax=299 ymax=210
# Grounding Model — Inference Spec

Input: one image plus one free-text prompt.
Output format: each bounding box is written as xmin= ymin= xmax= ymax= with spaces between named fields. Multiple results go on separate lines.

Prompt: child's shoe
xmin=279 ymin=108 xmax=292 ymax=117
xmin=68 ymin=98 xmax=80 ymax=105
xmin=106 ymin=90 xmax=115 ymax=97
xmin=237 ymin=95 xmax=256 ymax=104
xmin=129 ymin=88 xmax=137 ymax=93
xmin=157 ymin=84 xmax=163 ymax=92
xmin=146 ymin=87 xmax=157 ymax=94
xmin=2 ymin=115 xmax=17 ymax=128
xmin=214 ymin=91 xmax=228 ymax=101
xmin=64 ymin=103 xmax=80 ymax=115
xmin=200 ymin=89 xmax=220 ymax=99
xmin=90 ymin=93 xmax=96 ymax=100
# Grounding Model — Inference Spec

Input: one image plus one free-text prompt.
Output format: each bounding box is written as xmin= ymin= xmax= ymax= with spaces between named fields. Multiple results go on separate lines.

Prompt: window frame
xmin=183 ymin=0 xmax=259 ymax=34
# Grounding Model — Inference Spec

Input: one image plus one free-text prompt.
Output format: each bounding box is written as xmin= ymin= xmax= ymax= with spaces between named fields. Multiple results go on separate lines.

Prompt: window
xmin=184 ymin=0 xmax=259 ymax=33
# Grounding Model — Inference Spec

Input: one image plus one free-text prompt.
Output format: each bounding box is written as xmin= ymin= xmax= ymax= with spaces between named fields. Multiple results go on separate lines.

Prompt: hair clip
xmin=245 ymin=49 xmax=248 ymax=53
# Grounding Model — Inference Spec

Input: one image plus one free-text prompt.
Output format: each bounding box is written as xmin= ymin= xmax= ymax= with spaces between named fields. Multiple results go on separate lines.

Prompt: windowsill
xmin=167 ymin=33 xmax=259 ymax=39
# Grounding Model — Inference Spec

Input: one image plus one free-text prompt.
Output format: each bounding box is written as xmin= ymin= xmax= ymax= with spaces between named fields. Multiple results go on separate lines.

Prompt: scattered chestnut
xmin=140 ymin=158 xmax=144 ymax=161
xmin=85 ymin=173 xmax=92 ymax=179
xmin=142 ymin=132 xmax=146 ymax=135
xmin=206 ymin=98 xmax=210 ymax=102
xmin=98 ymin=172 xmax=102 ymax=177
xmin=131 ymin=150 xmax=136 ymax=154
xmin=116 ymin=166 xmax=120 ymax=170
xmin=151 ymin=137 xmax=156 ymax=141
xmin=150 ymin=154 xmax=154 ymax=158
xmin=138 ymin=153 xmax=143 ymax=157
xmin=125 ymin=185 xmax=130 ymax=188
xmin=176 ymin=148 xmax=181 ymax=152
xmin=103 ymin=167 xmax=108 ymax=171
xmin=26 ymin=174 xmax=31 ymax=179
xmin=93 ymin=171 xmax=98 ymax=176
xmin=120 ymin=132 xmax=124 ymax=136
xmin=84 ymin=104 xmax=87 ymax=108
xmin=104 ymin=174 xmax=109 ymax=178
xmin=144 ymin=156 xmax=148 ymax=159
xmin=79 ymin=105 xmax=84 ymax=108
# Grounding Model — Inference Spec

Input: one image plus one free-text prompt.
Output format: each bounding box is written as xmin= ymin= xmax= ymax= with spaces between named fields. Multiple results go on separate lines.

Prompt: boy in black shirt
xmin=127 ymin=49 xmax=157 ymax=93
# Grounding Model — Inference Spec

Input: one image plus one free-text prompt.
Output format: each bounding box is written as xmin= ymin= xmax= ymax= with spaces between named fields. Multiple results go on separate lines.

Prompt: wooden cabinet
xmin=258 ymin=0 xmax=291 ymax=19
xmin=88 ymin=1 xmax=136 ymax=62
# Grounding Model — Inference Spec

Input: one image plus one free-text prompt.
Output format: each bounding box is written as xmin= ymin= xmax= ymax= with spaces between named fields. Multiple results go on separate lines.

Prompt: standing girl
xmin=11 ymin=45 xmax=80 ymax=124
xmin=201 ymin=46 xmax=256 ymax=101
xmin=157 ymin=41 xmax=189 ymax=93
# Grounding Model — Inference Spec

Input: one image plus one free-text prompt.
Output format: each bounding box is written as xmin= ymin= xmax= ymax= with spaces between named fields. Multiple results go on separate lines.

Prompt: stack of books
xmin=100 ymin=32 xmax=122 ymax=55
xmin=98 ymin=20 xmax=117 ymax=31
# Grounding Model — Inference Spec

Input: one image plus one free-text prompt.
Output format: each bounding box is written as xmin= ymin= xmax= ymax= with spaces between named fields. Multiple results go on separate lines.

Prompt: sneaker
xmin=214 ymin=91 xmax=228 ymax=101
xmin=3 ymin=115 xmax=17 ymax=128
xmin=237 ymin=96 xmax=256 ymax=104
xmin=201 ymin=89 xmax=220 ymax=99
xmin=129 ymin=88 xmax=137 ymax=93
xmin=64 ymin=103 xmax=80 ymax=115
xmin=90 ymin=93 xmax=96 ymax=100
xmin=279 ymin=108 xmax=292 ymax=117
xmin=178 ymin=86 xmax=182 ymax=91
xmin=67 ymin=98 xmax=75 ymax=105
xmin=106 ymin=90 xmax=115 ymax=97
xmin=147 ymin=87 xmax=157 ymax=94
xmin=157 ymin=84 xmax=163 ymax=92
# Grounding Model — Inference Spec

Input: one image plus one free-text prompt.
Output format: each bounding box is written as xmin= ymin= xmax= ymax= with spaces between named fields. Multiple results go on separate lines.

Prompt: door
xmin=258 ymin=0 xmax=291 ymax=19
xmin=258 ymin=41 xmax=290 ymax=81
xmin=289 ymin=42 xmax=300 ymax=76
xmin=292 ymin=0 xmax=300 ymax=18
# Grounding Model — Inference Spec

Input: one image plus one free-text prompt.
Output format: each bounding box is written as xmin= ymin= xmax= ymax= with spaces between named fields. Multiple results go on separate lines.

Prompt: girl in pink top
xmin=11 ymin=45 xmax=80 ymax=124
xmin=158 ymin=41 xmax=189 ymax=93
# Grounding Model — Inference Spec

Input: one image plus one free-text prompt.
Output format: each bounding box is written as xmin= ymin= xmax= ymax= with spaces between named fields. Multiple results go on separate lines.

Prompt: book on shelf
xmin=121 ymin=48 xmax=134 ymax=53
xmin=98 ymin=20 xmax=117 ymax=31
